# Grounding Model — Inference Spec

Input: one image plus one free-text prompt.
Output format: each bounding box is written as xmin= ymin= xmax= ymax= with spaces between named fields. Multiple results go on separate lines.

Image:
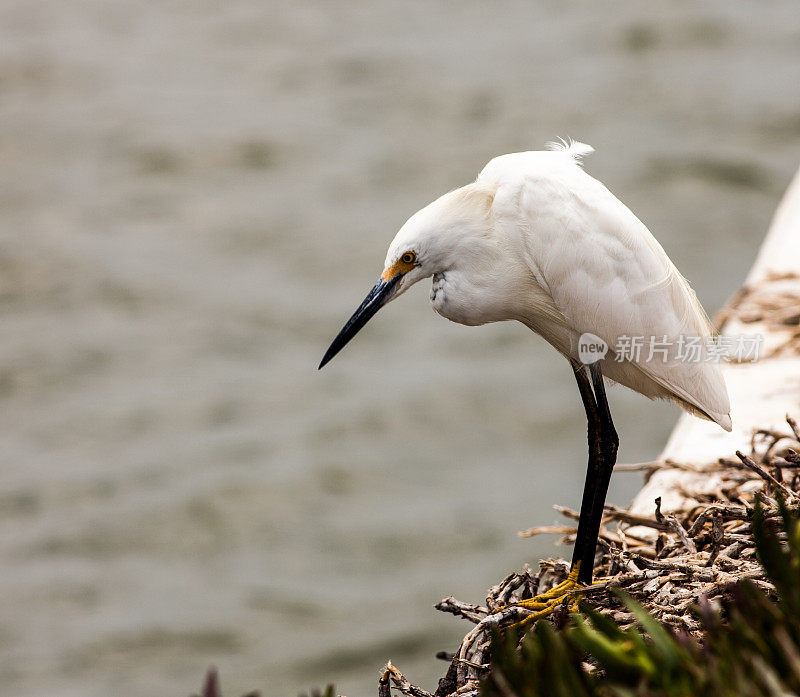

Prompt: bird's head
xmin=319 ymin=185 xmax=494 ymax=369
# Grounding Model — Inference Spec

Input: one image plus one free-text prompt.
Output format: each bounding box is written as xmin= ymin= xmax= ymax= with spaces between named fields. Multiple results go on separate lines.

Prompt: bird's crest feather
xmin=545 ymin=138 xmax=595 ymax=165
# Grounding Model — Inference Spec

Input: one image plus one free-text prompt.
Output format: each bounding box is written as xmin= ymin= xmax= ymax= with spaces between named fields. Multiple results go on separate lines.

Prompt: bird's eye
xmin=401 ymin=251 xmax=416 ymax=265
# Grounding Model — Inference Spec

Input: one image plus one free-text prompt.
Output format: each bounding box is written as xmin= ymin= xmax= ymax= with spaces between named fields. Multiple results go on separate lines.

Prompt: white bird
xmin=320 ymin=140 xmax=730 ymax=613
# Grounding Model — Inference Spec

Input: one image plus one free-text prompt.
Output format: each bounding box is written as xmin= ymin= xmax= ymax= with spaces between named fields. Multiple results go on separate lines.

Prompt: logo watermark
xmin=578 ymin=333 xmax=609 ymax=364
xmin=577 ymin=333 xmax=763 ymax=365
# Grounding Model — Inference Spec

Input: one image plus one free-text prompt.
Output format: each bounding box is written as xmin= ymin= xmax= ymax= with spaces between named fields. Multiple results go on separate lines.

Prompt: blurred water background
xmin=1 ymin=1 xmax=799 ymax=696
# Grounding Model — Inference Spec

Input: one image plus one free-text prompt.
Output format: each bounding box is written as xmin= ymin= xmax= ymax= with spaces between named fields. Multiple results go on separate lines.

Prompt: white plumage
xmin=320 ymin=140 xmax=732 ymax=590
xmin=383 ymin=141 xmax=731 ymax=430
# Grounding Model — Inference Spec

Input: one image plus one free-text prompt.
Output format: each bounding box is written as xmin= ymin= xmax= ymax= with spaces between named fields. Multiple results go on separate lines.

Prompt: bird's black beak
xmin=318 ymin=274 xmax=402 ymax=369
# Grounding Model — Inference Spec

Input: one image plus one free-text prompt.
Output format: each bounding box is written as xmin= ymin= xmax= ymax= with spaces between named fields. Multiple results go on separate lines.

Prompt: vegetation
xmin=483 ymin=498 xmax=800 ymax=697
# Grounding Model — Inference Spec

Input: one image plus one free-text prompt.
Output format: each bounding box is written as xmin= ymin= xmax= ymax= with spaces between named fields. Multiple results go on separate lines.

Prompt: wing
xmin=512 ymin=165 xmax=731 ymax=429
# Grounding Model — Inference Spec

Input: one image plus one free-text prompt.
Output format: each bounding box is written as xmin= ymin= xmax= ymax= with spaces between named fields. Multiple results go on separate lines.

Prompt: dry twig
xmin=377 ymin=415 xmax=800 ymax=697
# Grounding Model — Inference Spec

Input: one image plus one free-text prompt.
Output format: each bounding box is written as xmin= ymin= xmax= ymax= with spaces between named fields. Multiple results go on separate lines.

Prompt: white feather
xmin=381 ymin=142 xmax=732 ymax=431
xmin=545 ymin=137 xmax=595 ymax=164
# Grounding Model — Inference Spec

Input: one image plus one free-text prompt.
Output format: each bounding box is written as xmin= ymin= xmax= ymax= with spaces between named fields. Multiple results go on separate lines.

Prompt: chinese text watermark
xmin=577 ymin=333 xmax=763 ymax=365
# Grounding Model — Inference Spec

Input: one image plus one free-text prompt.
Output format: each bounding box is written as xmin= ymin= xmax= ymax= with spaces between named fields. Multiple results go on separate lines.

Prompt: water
xmin=1 ymin=2 xmax=799 ymax=695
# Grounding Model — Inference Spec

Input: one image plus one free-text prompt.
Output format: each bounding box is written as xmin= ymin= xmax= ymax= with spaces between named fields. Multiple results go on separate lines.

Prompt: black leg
xmin=569 ymin=361 xmax=602 ymax=579
xmin=569 ymin=361 xmax=618 ymax=585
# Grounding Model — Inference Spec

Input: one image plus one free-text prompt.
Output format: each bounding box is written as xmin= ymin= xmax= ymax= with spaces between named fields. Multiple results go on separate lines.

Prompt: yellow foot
xmin=497 ymin=566 xmax=585 ymax=627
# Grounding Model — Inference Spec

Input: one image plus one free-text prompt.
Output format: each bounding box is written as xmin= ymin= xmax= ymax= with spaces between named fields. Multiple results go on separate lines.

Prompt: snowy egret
xmin=319 ymin=141 xmax=731 ymax=617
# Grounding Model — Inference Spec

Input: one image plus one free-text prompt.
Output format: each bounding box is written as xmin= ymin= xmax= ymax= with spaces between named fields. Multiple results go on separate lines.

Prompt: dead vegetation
xmin=379 ymin=415 xmax=800 ymax=697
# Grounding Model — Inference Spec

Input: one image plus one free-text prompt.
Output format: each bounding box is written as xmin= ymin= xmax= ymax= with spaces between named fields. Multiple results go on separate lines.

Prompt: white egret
xmin=319 ymin=140 xmax=731 ymax=617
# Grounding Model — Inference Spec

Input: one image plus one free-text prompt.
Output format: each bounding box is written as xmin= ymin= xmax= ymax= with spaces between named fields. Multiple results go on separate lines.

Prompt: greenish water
xmin=0 ymin=2 xmax=799 ymax=696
